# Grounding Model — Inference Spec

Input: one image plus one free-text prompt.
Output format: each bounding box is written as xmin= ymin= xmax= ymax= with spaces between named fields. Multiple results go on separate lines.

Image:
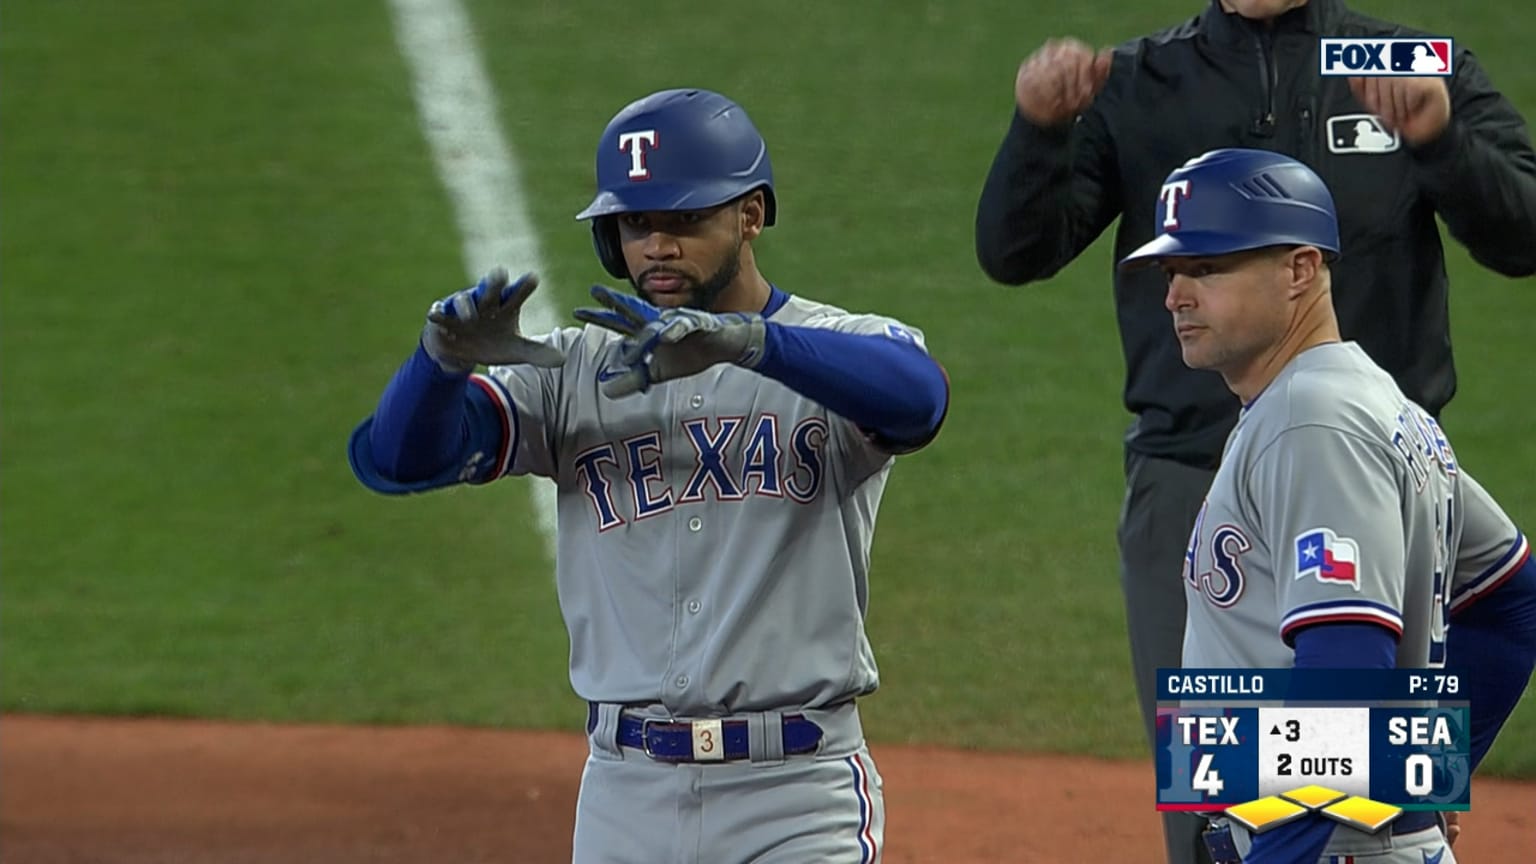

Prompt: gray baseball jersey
xmin=1450 ymin=470 xmax=1530 ymax=613
xmin=472 ymin=292 xmax=926 ymax=717
xmin=1182 ymin=342 xmax=1523 ymax=669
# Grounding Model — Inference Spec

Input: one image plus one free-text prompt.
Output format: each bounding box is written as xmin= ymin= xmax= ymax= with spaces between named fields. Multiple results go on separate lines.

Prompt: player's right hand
xmin=573 ymin=285 xmax=766 ymax=398
xmin=1014 ymin=38 xmax=1113 ymax=127
xmin=421 ymin=268 xmax=566 ymax=374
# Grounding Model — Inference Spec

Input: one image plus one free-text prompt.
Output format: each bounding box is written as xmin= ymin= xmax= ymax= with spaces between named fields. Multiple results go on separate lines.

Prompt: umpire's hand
xmin=1347 ymin=76 xmax=1451 ymax=146
xmin=1015 ymin=37 xmax=1113 ymax=127
xmin=422 ymin=268 xmax=566 ymax=374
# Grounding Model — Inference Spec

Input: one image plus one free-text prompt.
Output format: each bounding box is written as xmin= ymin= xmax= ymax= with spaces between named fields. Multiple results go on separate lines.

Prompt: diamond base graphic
xmin=1223 ymin=786 xmax=1402 ymax=834
xmin=1321 ymin=796 xmax=1404 ymax=833
xmin=1225 ymin=797 xmax=1310 ymax=833
xmin=1280 ymin=785 xmax=1350 ymax=810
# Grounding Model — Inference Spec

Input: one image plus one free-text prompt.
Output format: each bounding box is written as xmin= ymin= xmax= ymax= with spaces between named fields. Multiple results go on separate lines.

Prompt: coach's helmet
xmin=1119 ymin=148 xmax=1340 ymax=269
xmin=576 ymin=88 xmax=777 ymax=280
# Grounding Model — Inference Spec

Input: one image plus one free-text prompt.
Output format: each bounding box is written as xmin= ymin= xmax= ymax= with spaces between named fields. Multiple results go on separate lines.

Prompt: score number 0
xmin=1405 ymin=753 xmax=1434 ymax=796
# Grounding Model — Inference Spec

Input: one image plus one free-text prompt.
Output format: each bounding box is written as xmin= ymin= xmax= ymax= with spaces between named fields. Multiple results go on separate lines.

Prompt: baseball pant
xmin=1118 ymin=449 xmax=1217 ymax=864
xmin=1207 ymin=815 xmax=1454 ymax=864
xmin=573 ymin=703 xmax=883 ymax=863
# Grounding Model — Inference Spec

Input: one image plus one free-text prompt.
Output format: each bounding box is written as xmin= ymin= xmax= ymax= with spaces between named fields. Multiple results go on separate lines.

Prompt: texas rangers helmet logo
xmin=618 ymin=129 xmax=659 ymax=180
xmin=1160 ymin=179 xmax=1192 ymax=230
xmin=1295 ymin=528 xmax=1360 ymax=590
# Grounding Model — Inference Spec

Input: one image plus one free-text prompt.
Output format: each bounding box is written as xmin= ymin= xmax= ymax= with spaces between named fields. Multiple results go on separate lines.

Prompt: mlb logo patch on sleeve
xmin=1295 ymin=528 xmax=1360 ymax=590
xmin=1319 ymin=38 xmax=1453 ymax=77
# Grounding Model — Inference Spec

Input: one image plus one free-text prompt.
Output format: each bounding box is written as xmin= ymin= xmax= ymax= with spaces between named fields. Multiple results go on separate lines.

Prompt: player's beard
xmin=635 ymin=242 xmax=742 ymax=311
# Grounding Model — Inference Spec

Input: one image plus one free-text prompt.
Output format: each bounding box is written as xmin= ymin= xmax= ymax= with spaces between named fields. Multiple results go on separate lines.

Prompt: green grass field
xmin=4 ymin=0 xmax=1535 ymax=777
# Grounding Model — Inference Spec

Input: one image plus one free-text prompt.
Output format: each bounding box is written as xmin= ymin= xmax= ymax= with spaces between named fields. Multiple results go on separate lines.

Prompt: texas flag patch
xmin=1295 ymin=528 xmax=1360 ymax=590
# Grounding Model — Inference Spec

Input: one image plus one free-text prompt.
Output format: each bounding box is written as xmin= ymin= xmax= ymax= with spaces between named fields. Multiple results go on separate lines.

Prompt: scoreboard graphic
xmin=1155 ymin=669 xmax=1469 ymax=834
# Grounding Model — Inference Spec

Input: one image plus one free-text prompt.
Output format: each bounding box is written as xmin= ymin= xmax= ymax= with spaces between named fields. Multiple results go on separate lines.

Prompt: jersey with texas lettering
xmin=1182 ymin=342 xmax=1490 ymax=669
xmin=472 ymin=291 xmax=928 ymax=717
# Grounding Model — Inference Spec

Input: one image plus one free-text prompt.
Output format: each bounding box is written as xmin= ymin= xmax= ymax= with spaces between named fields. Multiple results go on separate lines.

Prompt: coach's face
xmin=616 ymin=191 xmax=765 ymax=311
xmin=1161 ymin=247 xmax=1298 ymax=375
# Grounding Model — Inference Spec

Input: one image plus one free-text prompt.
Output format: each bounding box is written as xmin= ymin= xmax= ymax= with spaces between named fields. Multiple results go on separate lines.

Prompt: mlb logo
xmin=1326 ymin=114 xmax=1399 ymax=154
xmin=1319 ymin=38 xmax=1453 ymax=77
xmin=1295 ymin=528 xmax=1360 ymax=590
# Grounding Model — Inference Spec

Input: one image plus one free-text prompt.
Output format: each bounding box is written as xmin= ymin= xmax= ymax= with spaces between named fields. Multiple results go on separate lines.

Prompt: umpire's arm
xmin=1412 ymin=48 xmax=1536 ymax=276
xmin=974 ymin=90 xmax=1122 ymax=284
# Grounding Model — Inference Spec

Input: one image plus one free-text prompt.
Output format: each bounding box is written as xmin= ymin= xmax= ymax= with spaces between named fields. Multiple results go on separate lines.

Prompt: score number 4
xmin=1193 ymin=754 xmax=1225 ymax=797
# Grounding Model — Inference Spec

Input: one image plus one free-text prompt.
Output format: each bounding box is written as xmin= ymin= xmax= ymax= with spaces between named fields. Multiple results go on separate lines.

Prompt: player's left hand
xmin=1443 ymin=810 xmax=1461 ymax=846
xmin=422 ymin=268 xmax=567 ymax=374
xmin=573 ymin=285 xmax=766 ymax=398
xmin=1348 ymin=76 xmax=1451 ymax=146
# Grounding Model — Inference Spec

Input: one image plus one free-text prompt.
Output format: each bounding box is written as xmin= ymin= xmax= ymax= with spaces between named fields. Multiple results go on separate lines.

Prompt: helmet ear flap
xmin=591 ymin=216 xmax=630 ymax=280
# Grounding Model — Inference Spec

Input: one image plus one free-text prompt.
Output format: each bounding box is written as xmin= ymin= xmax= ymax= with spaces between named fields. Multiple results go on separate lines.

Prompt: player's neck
xmin=709 ymin=252 xmax=773 ymax=314
xmin=1226 ymin=296 xmax=1341 ymax=403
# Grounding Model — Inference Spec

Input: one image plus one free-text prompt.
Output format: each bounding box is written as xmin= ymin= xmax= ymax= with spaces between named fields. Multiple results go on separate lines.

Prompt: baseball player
xmin=981 ymin=7 xmax=1536 ymax=861
xmin=348 ymin=88 xmax=949 ymax=863
xmin=1120 ymin=148 xmax=1536 ymax=863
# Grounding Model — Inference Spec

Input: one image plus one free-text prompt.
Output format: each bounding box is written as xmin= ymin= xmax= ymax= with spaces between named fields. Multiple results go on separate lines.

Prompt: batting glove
xmin=422 ymin=268 xmax=566 ymax=374
xmin=573 ymin=285 xmax=766 ymax=398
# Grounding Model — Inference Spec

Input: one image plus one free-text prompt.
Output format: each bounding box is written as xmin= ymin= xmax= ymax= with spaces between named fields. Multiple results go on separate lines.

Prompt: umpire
xmin=974 ymin=1 xmax=1536 ymax=862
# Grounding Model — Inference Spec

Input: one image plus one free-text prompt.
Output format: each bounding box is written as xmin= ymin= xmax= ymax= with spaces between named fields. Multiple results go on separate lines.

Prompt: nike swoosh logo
xmin=1423 ymin=846 xmax=1446 ymax=864
xmin=597 ymin=367 xmax=626 ymax=383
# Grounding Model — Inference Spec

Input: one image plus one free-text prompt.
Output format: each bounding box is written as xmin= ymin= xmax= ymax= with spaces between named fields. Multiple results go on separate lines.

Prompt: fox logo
xmin=1319 ymin=38 xmax=1453 ymax=77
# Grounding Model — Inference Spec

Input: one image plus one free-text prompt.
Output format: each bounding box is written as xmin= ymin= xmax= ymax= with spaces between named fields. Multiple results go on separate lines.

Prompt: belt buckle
xmin=640 ymin=718 xmax=677 ymax=761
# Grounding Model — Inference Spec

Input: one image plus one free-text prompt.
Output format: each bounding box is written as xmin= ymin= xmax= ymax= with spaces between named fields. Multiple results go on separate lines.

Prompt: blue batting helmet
xmin=576 ymin=88 xmax=776 ymax=279
xmin=1119 ymin=148 xmax=1340 ymax=269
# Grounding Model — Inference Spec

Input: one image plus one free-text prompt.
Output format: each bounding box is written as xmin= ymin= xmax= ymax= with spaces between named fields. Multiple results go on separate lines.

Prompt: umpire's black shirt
xmin=977 ymin=0 xmax=1536 ymax=470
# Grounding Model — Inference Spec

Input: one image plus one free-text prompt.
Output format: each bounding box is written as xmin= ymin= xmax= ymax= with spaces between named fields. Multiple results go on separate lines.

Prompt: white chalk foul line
xmin=387 ymin=0 xmax=559 ymax=562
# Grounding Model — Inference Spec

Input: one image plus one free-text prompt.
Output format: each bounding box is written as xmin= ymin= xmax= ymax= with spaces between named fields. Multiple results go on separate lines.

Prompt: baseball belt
xmin=587 ymin=703 xmax=824 ymax=763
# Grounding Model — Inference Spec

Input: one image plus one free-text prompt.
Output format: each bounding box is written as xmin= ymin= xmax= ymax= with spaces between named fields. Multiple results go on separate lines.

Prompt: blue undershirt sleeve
xmin=1448 ymin=553 xmax=1536 ymax=769
xmin=1290 ymin=621 xmax=1399 ymax=671
xmin=348 ymin=343 xmax=511 ymax=494
xmin=754 ymin=322 xmax=948 ymax=451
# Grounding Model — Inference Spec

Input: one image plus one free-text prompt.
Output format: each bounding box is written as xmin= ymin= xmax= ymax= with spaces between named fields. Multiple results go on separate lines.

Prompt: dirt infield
xmin=1 ymin=714 xmax=1529 ymax=863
